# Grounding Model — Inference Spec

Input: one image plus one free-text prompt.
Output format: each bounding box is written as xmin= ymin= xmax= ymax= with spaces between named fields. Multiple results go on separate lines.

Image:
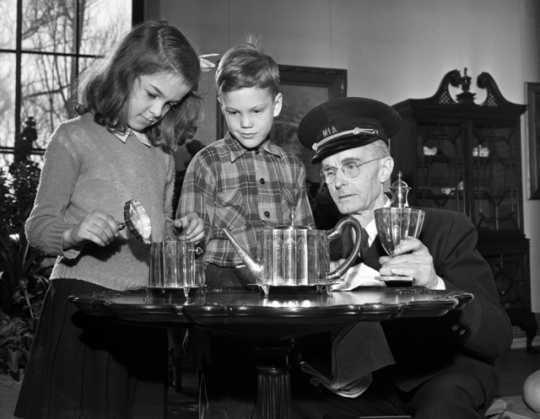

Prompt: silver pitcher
xmin=222 ymin=216 xmax=363 ymax=293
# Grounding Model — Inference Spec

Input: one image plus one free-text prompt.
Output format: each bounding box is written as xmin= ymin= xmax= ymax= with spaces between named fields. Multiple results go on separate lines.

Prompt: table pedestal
xmin=252 ymin=341 xmax=294 ymax=419
xmin=255 ymin=366 xmax=291 ymax=419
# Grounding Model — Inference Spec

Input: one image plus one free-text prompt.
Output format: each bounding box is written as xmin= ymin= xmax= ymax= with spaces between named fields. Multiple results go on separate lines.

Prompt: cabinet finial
xmin=456 ymin=67 xmax=476 ymax=104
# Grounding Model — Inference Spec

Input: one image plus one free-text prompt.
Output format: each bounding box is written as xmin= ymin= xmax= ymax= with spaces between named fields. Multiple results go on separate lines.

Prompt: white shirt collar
xmin=110 ymin=128 xmax=152 ymax=147
xmin=365 ymin=219 xmax=378 ymax=246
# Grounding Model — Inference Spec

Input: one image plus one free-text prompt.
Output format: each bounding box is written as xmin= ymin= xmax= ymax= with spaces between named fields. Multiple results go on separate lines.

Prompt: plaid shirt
xmin=178 ymin=134 xmax=314 ymax=267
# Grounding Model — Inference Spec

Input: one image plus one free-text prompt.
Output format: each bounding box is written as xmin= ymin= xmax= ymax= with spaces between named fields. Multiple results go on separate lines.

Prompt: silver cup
xmin=149 ymin=239 xmax=205 ymax=298
xmin=374 ymin=207 xmax=425 ymax=284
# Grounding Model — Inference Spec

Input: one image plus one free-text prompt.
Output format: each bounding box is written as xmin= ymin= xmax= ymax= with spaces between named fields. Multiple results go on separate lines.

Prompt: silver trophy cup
xmin=374 ymin=207 xmax=425 ymax=285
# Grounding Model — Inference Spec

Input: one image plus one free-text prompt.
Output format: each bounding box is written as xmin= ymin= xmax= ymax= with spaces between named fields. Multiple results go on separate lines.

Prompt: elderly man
xmin=294 ymin=97 xmax=512 ymax=419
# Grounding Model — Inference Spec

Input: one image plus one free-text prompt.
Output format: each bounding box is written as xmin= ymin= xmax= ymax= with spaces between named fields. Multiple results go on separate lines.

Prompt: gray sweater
xmin=26 ymin=113 xmax=175 ymax=291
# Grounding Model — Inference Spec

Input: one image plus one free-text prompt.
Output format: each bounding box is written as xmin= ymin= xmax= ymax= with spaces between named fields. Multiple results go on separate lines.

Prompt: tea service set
xmin=124 ymin=172 xmax=424 ymax=298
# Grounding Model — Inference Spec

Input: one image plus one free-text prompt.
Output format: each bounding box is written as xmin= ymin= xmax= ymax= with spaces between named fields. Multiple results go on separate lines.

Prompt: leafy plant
xmin=0 ymin=305 xmax=34 ymax=380
xmin=0 ymin=231 xmax=50 ymax=317
xmin=0 ymin=159 xmax=50 ymax=379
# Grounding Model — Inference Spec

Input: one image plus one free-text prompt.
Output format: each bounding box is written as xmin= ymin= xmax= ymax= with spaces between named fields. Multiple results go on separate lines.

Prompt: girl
xmin=15 ymin=21 xmax=204 ymax=419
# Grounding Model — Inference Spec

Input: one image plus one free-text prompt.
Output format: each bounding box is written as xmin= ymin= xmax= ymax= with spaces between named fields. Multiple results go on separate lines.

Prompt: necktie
xmin=348 ymin=224 xmax=369 ymax=262
xmin=358 ymin=225 xmax=369 ymax=261
xmin=363 ymin=237 xmax=384 ymax=271
xmin=341 ymin=224 xmax=373 ymax=265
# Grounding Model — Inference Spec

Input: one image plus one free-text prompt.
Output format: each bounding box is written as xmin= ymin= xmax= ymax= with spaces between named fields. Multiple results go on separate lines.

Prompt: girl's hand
xmin=64 ymin=211 xmax=122 ymax=248
xmin=173 ymin=213 xmax=205 ymax=243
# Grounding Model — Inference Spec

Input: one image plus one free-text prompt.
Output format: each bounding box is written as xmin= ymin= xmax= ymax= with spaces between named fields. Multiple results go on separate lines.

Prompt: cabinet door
xmin=394 ymin=120 xmax=524 ymax=232
xmin=399 ymin=121 xmax=467 ymax=214
xmin=471 ymin=124 xmax=523 ymax=232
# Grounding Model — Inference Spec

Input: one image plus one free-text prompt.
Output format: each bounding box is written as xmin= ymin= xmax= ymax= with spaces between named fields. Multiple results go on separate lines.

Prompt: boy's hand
xmin=64 ymin=211 xmax=122 ymax=248
xmin=174 ymin=213 xmax=205 ymax=243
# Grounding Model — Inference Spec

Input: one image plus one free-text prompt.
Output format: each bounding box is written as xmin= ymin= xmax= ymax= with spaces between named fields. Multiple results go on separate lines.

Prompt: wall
xmin=155 ymin=0 xmax=540 ymax=311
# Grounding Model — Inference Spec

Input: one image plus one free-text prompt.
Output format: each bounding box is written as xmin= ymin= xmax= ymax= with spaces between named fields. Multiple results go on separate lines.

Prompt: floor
xmin=495 ymin=346 xmax=540 ymax=397
xmin=1 ymin=346 xmax=539 ymax=419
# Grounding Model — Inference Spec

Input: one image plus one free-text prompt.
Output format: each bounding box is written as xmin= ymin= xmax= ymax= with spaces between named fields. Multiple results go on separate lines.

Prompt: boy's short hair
xmin=216 ymin=42 xmax=280 ymax=96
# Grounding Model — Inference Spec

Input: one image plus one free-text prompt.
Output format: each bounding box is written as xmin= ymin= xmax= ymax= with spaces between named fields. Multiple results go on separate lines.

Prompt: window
xmin=0 ymin=0 xmax=142 ymax=167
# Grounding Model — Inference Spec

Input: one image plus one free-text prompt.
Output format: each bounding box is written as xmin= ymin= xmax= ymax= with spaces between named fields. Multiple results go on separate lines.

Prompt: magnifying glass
xmin=119 ymin=199 xmax=152 ymax=244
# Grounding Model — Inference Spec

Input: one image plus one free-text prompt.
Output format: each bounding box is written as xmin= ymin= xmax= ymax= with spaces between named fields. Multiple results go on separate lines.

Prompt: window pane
xmin=79 ymin=56 xmax=100 ymax=77
xmin=22 ymin=0 xmax=77 ymax=53
xmin=80 ymin=0 xmax=132 ymax=55
xmin=6 ymin=0 xmax=133 ymax=164
xmin=0 ymin=0 xmax=17 ymax=49
xmin=21 ymin=53 xmax=75 ymax=149
xmin=0 ymin=53 xmax=15 ymax=148
xmin=0 ymin=153 xmax=14 ymax=169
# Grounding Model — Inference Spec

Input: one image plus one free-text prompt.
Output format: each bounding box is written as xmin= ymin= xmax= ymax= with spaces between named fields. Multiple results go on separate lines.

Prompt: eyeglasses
xmin=321 ymin=156 xmax=384 ymax=184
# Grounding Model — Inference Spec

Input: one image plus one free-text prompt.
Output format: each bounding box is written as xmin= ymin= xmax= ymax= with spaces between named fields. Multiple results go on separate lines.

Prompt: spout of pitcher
xmin=221 ymin=228 xmax=263 ymax=280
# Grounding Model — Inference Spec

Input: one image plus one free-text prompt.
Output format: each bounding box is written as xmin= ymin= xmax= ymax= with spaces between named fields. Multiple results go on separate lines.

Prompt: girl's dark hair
xmin=78 ymin=21 xmax=201 ymax=152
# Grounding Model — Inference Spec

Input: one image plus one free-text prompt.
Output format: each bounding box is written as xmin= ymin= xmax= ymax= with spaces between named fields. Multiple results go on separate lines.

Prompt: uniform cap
xmin=297 ymin=97 xmax=401 ymax=163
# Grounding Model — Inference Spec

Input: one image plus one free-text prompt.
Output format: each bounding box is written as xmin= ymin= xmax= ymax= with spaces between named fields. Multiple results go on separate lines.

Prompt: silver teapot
xmin=222 ymin=216 xmax=363 ymax=293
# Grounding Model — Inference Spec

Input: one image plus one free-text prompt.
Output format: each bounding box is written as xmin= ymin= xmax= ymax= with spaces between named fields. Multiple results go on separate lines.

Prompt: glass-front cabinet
xmin=392 ymin=69 xmax=537 ymax=351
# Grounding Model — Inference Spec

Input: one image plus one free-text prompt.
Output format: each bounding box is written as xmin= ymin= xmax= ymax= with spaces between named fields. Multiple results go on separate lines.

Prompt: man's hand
xmin=174 ymin=212 xmax=205 ymax=243
xmin=378 ymin=237 xmax=439 ymax=289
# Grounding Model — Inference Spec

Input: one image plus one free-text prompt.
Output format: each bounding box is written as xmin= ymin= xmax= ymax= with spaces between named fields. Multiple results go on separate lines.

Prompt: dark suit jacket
xmin=334 ymin=207 xmax=513 ymax=391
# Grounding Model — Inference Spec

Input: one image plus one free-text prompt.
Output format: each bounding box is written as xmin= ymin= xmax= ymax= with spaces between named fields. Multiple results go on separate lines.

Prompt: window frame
xmin=0 ymin=0 xmax=144 ymax=159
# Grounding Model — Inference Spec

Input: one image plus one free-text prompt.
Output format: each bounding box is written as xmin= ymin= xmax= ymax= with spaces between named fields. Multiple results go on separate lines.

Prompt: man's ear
xmin=273 ymin=92 xmax=283 ymax=117
xmin=379 ymin=156 xmax=394 ymax=183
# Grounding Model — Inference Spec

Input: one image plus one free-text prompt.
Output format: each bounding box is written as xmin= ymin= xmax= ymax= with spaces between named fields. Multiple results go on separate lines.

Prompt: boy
xmin=178 ymin=42 xmax=314 ymax=288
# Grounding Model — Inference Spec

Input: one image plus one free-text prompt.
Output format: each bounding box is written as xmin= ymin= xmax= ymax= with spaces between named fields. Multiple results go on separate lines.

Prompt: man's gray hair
xmin=364 ymin=139 xmax=391 ymax=158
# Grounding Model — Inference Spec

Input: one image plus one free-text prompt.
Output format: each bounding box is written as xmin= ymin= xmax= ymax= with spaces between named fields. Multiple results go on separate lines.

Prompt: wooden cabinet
xmin=393 ymin=69 xmax=537 ymax=351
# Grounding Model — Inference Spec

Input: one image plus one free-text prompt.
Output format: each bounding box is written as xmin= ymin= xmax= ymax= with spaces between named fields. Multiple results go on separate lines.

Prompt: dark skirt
xmin=14 ymin=278 xmax=167 ymax=419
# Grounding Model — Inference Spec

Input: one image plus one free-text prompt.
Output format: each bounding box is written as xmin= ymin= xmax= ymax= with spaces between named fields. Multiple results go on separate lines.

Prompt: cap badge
xmin=322 ymin=126 xmax=338 ymax=138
